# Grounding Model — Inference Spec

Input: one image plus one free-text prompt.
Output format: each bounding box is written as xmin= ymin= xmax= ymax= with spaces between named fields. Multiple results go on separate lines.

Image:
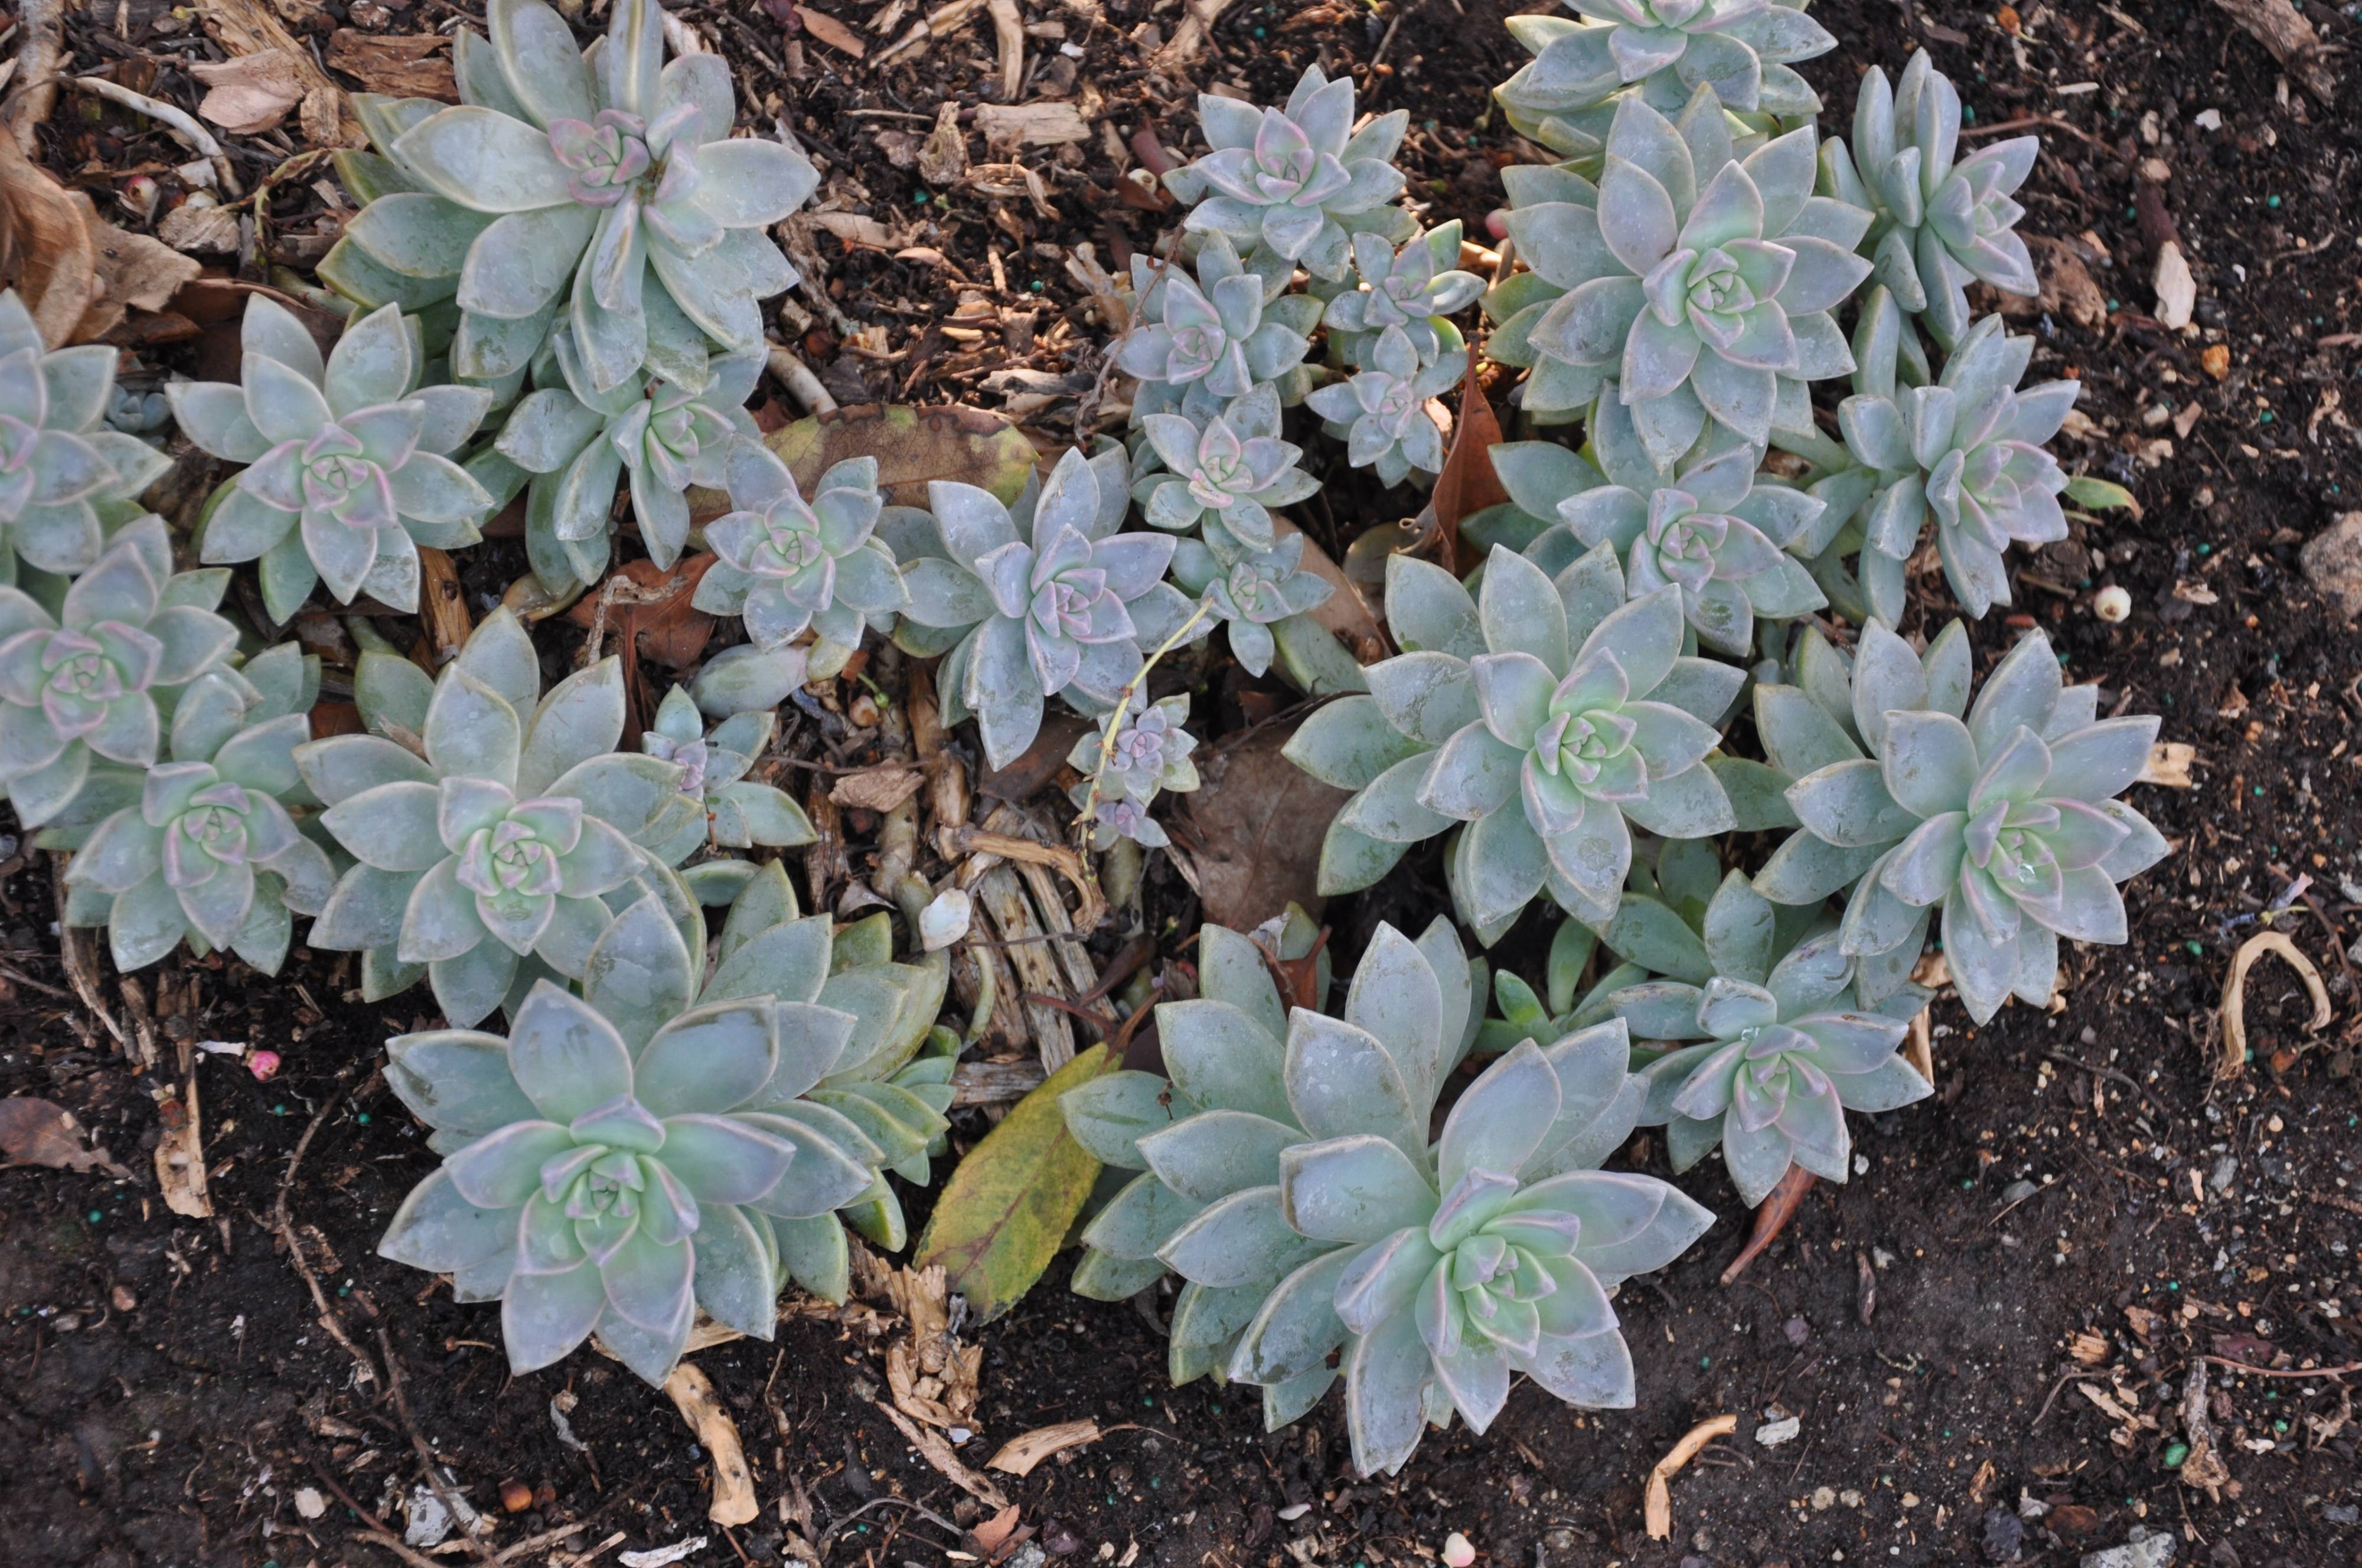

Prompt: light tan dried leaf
xmin=986 ymin=1419 xmax=1102 ymax=1476
xmin=2217 ymin=929 xmax=2332 ymax=1079
xmin=190 ymin=50 xmax=306 ymax=134
xmin=1644 ymin=1413 xmax=1736 ymax=1538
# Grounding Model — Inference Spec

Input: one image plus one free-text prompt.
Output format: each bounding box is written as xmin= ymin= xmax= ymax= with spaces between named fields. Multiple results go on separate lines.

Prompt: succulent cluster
xmin=325 ymin=0 xmax=815 ymax=397
xmin=693 ymin=449 xmax=908 ymax=672
xmin=640 ymin=685 xmax=815 ymax=865
xmin=61 ymin=645 xmax=334 ymax=976
xmin=0 ymin=518 xmax=239 ymax=827
xmin=297 ymin=608 xmax=695 ymax=1024
xmin=0 ymin=290 xmax=173 ymax=586
xmin=1062 ymin=916 xmax=1710 ymax=1473
xmin=1288 ymin=545 xmax=1747 ymax=943
xmin=1066 ymin=691 xmax=1200 ymax=849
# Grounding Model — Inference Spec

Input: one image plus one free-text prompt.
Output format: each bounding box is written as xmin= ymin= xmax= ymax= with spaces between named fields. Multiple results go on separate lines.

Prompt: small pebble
xmin=1756 ymin=1415 xmax=1802 ymax=1447
xmin=2093 ymin=586 xmax=2131 ymax=623
xmin=1441 ymin=1533 xmax=1476 ymax=1568
xmin=500 ymin=1479 xmax=534 ymax=1513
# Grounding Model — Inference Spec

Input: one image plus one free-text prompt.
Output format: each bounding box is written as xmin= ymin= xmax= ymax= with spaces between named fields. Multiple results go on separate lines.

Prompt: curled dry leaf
xmin=1177 ymin=723 xmax=1352 ymax=930
xmin=796 ymin=5 xmax=869 ymax=58
xmin=986 ymin=1418 xmax=1104 ymax=1476
xmin=832 ymin=762 xmax=929 ymax=814
xmin=2216 ymin=929 xmax=2332 ymax=1080
xmin=1427 ymin=346 xmax=1508 ymax=576
xmin=0 ymin=133 xmax=100 ymax=348
xmin=1644 ymin=1413 xmax=1738 ymax=1539
xmin=0 ymin=1096 xmax=133 ymax=1179
xmin=764 ymin=403 xmax=1041 ymax=509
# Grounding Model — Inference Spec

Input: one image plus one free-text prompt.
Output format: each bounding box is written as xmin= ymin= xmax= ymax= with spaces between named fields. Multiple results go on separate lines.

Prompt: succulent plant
xmin=1169 ymin=527 xmax=1335 ymax=679
xmin=60 ymin=645 xmax=335 ymax=975
xmin=687 ymin=639 xmax=810 ymax=719
xmin=1495 ymin=0 xmax=1835 ymax=160
xmin=1116 ymin=235 xmax=1318 ymax=404
xmin=1163 ymin=66 xmax=1412 ymax=283
xmin=895 ymin=447 xmax=1196 ymax=769
xmin=1611 ymin=879 xmax=1932 ymax=1206
xmin=1819 ymin=51 xmax=2038 ymax=349
xmin=692 ymin=450 xmax=907 ymax=661
xmin=173 ymin=298 xmax=495 ymax=623
xmin=1304 ymin=325 xmax=1464 ymax=487
xmin=1134 ymin=385 xmax=1319 ymax=551
xmin=1067 ymin=692 xmax=1199 ymax=849
xmin=1323 ymin=223 xmax=1487 ymax=367
xmin=1288 ymin=544 xmax=1746 ymax=943
xmin=1835 ymin=315 xmax=2077 ymax=624
xmin=495 ymin=328 xmax=761 ymax=592
xmin=296 ymin=607 xmax=699 ymax=1024
xmin=324 ymin=0 xmax=815 ymax=395
xmin=640 ymin=684 xmax=814 ymax=866
xmin=0 ymin=289 xmax=173 ymax=585
xmin=1505 ymin=87 xmax=1872 ymax=455
xmin=1533 ymin=392 xmax=1825 ymax=654
xmin=1763 ymin=625 xmax=2167 ymax=1022
xmin=375 ymin=874 xmax=916 ymax=1384
xmin=0 ymin=517 xmax=239 ymax=827
xmin=1063 ymin=917 xmax=1710 ymax=1474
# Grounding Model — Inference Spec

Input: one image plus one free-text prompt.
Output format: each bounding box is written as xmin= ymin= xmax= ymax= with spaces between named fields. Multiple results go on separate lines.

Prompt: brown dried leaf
xmin=1427 ymin=347 xmax=1506 ymax=576
xmin=1273 ymin=516 xmax=1383 ymax=663
xmin=1177 ymin=724 xmax=1352 ymax=930
xmin=325 ymin=31 xmax=458 ymax=100
xmin=832 ymin=761 xmax=928 ymax=814
xmin=190 ymin=50 xmax=307 ymax=134
xmin=797 ymin=5 xmax=869 ymax=57
xmin=203 ymin=0 xmax=365 ymax=146
xmin=766 ymin=403 xmax=1040 ymax=509
xmin=0 ymin=134 xmax=99 ymax=348
xmin=975 ymin=102 xmax=1090 ymax=148
xmin=986 ymin=1418 xmax=1103 ymax=1476
xmin=0 ymin=1096 xmax=132 ymax=1178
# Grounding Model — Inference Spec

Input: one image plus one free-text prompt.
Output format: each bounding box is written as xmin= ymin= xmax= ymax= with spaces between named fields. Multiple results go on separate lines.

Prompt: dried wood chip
xmin=2139 ymin=741 xmax=2196 ymax=787
xmin=974 ymin=102 xmax=1090 ymax=148
xmin=663 ymin=1364 xmax=758 ymax=1525
xmin=325 ymin=31 xmax=458 ymax=100
xmin=1643 ymin=1413 xmax=1736 ymax=1538
xmin=832 ymin=762 xmax=929 ymax=814
xmin=190 ymin=50 xmax=306 ymax=134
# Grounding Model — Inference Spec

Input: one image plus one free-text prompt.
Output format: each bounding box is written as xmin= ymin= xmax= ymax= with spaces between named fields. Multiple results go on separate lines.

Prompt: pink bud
xmin=1441 ymin=1534 xmax=1476 ymax=1568
xmin=1483 ymin=209 xmax=1509 ymax=242
xmin=247 ymin=1049 xmax=281 ymax=1082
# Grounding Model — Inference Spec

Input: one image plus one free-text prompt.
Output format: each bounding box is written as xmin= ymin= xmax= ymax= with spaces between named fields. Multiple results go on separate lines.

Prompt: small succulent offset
xmin=1135 ymin=386 xmax=1319 ymax=551
xmin=298 ymin=608 xmax=698 ymax=1025
xmin=1323 ymin=224 xmax=1487 ymax=367
xmin=0 ymin=289 xmax=174 ymax=584
xmin=61 ymin=645 xmax=335 ymax=976
xmin=1169 ymin=528 xmax=1334 ymax=679
xmin=1538 ymin=392 xmax=1825 ymax=655
xmin=1818 ymin=51 xmax=2038 ymax=349
xmin=1067 ymin=692 xmax=1200 ymax=850
xmin=1289 ymin=545 xmax=1746 ymax=943
xmin=327 ymin=0 xmax=815 ymax=394
xmin=1304 ymin=326 xmax=1464 ymax=487
xmin=1609 ymin=872 xmax=1931 ymax=1206
xmin=1163 ymin=66 xmax=1411 ymax=283
xmin=1116 ymin=235 xmax=1318 ymax=404
xmin=376 ymin=888 xmax=905 ymax=1385
xmin=1767 ymin=626 xmax=2167 ymax=1023
xmin=1062 ymin=919 xmax=1711 ymax=1475
xmin=495 ymin=329 xmax=761 ymax=592
xmin=895 ymin=447 xmax=1195 ymax=770
xmin=1508 ymin=87 xmax=1872 ymax=458
xmin=1835 ymin=314 xmax=2076 ymax=625
xmin=1498 ymin=0 xmax=1835 ymax=149
xmin=174 ymin=299 xmax=495 ymax=624
xmin=692 ymin=449 xmax=908 ymax=663
xmin=0 ymin=517 xmax=240 ymax=827
xmin=640 ymin=684 xmax=815 ymax=867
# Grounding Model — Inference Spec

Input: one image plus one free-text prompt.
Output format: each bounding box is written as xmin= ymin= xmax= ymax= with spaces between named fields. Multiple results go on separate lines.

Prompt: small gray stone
xmin=2208 ymin=1155 xmax=2237 ymax=1194
xmin=2082 ymin=1528 xmax=2176 ymax=1568
xmin=2301 ymin=512 xmax=2362 ymax=619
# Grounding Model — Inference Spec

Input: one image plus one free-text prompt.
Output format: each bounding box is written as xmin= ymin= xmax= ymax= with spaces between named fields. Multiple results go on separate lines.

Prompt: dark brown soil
xmin=6 ymin=1 xmax=2362 ymax=1566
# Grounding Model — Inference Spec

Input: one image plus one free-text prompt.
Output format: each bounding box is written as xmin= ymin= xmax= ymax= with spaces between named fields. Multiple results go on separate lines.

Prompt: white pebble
xmin=919 ymin=888 xmax=974 ymax=951
xmin=2093 ymin=585 xmax=2132 ymax=623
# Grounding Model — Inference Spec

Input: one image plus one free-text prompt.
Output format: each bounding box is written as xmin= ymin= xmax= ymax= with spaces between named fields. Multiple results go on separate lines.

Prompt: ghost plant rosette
xmin=1061 ymin=919 xmax=1710 ymax=1475
xmin=1169 ymin=528 xmax=1333 ymax=679
xmin=1163 ymin=66 xmax=1411 ymax=282
xmin=376 ymin=890 xmax=899 ymax=1384
xmin=1819 ymin=50 xmax=2039 ymax=349
xmin=1834 ymin=315 xmax=2077 ymax=624
xmin=0 ymin=289 xmax=173 ymax=586
xmin=1115 ymin=234 xmax=1318 ymax=404
xmin=174 ymin=298 xmax=495 ymax=623
xmin=494 ymin=329 xmax=761 ymax=593
xmin=1305 ymin=326 xmax=1464 ymax=487
xmin=1067 ymin=692 xmax=1200 ymax=849
xmin=1288 ymin=545 xmax=1746 ymax=943
xmin=1134 ymin=384 xmax=1319 ymax=550
xmin=1505 ymin=87 xmax=1871 ymax=452
xmin=1609 ymin=871 xmax=1932 ymax=1206
xmin=895 ymin=447 xmax=1195 ymax=769
xmin=1323 ymin=223 xmax=1487 ymax=366
xmin=0 ymin=517 xmax=239 ymax=827
xmin=691 ymin=449 xmax=907 ymax=665
xmin=1542 ymin=391 xmax=1825 ymax=655
xmin=297 ymin=609 xmax=698 ymax=1024
xmin=61 ymin=645 xmax=335 ymax=976
xmin=325 ymin=0 xmax=815 ymax=393
xmin=640 ymin=684 xmax=815 ymax=867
